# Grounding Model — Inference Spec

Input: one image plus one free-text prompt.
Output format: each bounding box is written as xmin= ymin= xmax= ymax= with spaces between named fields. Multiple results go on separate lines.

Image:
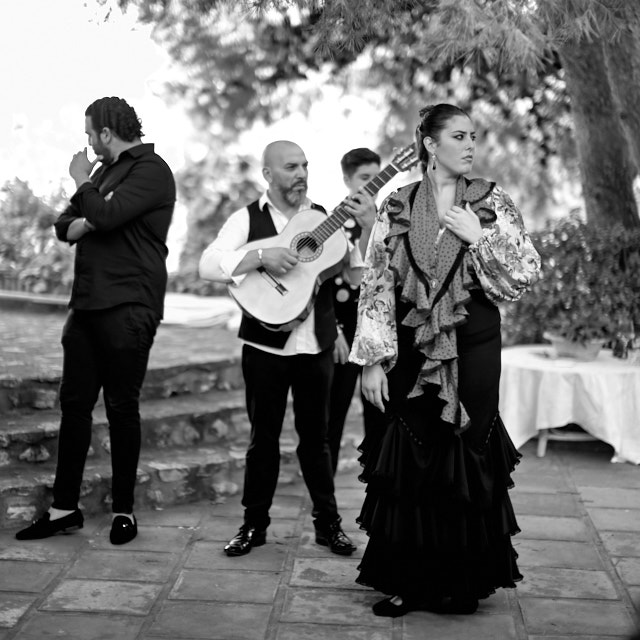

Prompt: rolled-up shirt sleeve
xmin=198 ymin=208 xmax=251 ymax=285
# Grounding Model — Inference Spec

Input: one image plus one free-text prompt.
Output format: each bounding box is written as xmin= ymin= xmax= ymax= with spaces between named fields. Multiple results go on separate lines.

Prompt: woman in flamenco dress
xmin=349 ymin=103 xmax=541 ymax=617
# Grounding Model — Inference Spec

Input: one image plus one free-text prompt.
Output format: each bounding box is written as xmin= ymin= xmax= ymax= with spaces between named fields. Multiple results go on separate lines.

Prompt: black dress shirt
xmin=54 ymin=143 xmax=175 ymax=317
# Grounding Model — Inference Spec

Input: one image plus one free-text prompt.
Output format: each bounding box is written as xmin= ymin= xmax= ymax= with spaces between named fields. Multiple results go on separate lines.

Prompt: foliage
xmin=172 ymin=141 xmax=262 ymax=281
xmin=109 ymin=0 xmax=640 ymax=230
xmin=0 ymin=180 xmax=74 ymax=294
xmin=501 ymin=213 xmax=640 ymax=346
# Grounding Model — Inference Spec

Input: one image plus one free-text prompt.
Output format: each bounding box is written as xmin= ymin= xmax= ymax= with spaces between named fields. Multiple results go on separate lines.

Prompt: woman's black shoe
xmin=15 ymin=510 xmax=84 ymax=540
xmin=110 ymin=515 xmax=138 ymax=545
xmin=372 ymin=596 xmax=418 ymax=617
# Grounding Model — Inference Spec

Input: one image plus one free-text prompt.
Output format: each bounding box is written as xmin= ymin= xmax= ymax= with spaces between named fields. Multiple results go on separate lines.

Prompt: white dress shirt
xmin=199 ymin=192 xmax=364 ymax=356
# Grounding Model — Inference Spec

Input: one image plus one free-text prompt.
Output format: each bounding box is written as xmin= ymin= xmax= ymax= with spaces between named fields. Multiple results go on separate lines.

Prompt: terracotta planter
xmin=542 ymin=332 xmax=605 ymax=362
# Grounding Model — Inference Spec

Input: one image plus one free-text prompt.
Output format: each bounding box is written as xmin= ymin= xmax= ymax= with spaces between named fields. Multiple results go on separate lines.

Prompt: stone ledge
xmin=0 ymin=388 xmax=250 ymax=466
xmin=0 ymin=357 xmax=244 ymax=413
xmin=0 ymin=446 xmax=261 ymax=529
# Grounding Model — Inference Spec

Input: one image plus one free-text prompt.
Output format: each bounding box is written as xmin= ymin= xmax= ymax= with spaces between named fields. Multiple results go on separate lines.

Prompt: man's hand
xmin=261 ymin=247 xmax=299 ymax=274
xmin=66 ymin=217 xmax=93 ymax=242
xmin=361 ymin=363 xmax=388 ymax=412
xmin=343 ymin=191 xmax=376 ymax=231
xmin=333 ymin=331 xmax=350 ymax=364
xmin=69 ymin=148 xmax=101 ymax=189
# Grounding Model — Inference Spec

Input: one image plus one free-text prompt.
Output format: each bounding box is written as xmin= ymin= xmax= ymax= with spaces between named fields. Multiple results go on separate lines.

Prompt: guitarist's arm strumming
xmin=198 ymin=191 xmax=372 ymax=286
xmin=208 ymin=145 xmax=418 ymax=331
xmin=199 ymin=186 xmax=374 ymax=346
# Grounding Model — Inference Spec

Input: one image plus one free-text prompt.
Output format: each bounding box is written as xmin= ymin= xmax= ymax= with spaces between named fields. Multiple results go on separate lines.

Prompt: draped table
xmin=499 ymin=345 xmax=640 ymax=464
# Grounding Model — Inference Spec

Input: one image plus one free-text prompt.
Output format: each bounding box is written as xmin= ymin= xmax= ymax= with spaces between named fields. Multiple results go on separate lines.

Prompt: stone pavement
xmin=0 ymin=437 xmax=639 ymax=640
xmin=1 ymin=296 xmax=640 ymax=638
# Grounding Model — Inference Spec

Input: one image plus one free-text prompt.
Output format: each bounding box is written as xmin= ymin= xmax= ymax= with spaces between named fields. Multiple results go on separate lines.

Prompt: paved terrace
xmin=0 ymin=297 xmax=639 ymax=639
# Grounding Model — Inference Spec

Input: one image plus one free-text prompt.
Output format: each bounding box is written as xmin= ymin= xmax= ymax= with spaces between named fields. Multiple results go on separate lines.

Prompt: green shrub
xmin=501 ymin=213 xmax=640 ymax=346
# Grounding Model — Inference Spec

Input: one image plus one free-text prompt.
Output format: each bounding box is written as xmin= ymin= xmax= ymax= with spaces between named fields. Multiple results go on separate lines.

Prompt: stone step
xmin=0 ymin=389 xmax=249 ymax=466
xmin=0 ymin=357 xmax=244 ymax=414
xmin=0 ymin=440 xmax=305 ymax=530
xmin=0 ymin=411 xmax=366 ymax=530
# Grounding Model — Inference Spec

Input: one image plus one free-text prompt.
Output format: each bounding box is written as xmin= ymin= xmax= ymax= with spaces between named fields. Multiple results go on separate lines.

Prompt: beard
xmin=92 ymin=142 xmax=112 ymax=165
xmin=277 ymin=181 xmax=307 ymax=207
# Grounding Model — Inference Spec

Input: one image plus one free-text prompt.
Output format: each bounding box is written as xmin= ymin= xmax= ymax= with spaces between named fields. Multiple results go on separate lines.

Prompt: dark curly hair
xmin=415 ymin=103 xmax=470 ymax=173
xmin=85 ymin=97 xmax=144 ymax=142
xmin=340 ymin=147 xmax=381 ymax=178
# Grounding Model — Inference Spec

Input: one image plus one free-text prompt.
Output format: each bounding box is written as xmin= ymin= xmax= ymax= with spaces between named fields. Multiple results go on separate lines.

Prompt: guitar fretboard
xmin=309 ymin=163 xmax=402 ymax=245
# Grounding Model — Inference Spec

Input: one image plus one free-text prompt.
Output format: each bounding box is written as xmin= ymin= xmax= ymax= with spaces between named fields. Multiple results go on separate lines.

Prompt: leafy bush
xmin=0 ymin=179 xmax=74 ymax=294
xmin=501 ymin=213 xmax=640 ymax=346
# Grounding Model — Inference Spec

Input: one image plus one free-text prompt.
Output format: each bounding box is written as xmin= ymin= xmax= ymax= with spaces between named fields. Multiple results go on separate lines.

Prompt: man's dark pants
xmin=241 ymin=344 xmax=339 ymax=531
xmin=52 ymin=304 xmax=159 ymax=514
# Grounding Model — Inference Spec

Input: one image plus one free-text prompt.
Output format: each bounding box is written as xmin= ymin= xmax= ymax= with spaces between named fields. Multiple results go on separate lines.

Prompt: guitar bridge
xmin=258 ymin=267 xmax=288 ymax=296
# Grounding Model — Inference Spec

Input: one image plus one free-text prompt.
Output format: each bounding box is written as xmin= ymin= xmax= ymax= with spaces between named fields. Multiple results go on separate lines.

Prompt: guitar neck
xmin=311 ymin=162 xmax=403 ymax=244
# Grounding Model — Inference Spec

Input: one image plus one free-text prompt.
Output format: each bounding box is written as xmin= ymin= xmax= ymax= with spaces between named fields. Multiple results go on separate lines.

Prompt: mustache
xmin=292 ymin=180 xmax=307 ymax=189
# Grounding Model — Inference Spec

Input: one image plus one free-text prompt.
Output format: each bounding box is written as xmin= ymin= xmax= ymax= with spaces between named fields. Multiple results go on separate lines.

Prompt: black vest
xmin=237 ymin=199 xmax=338 ymax=350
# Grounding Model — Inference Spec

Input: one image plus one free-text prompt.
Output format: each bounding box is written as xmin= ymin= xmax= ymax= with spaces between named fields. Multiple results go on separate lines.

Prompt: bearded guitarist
xmin=199 ymin=140 xmax=375 ymax=558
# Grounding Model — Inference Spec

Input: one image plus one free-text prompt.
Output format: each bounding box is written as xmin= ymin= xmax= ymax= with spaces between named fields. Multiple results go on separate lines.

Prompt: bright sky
xmin=1 ymin=0 xmax=418 ymax=270
xmin=0 ymin=0 xmax=188 ymax=197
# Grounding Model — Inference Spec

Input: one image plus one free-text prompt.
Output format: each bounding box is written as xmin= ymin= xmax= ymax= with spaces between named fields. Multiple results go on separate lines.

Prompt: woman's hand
xmin=361 ymin=363 xmax=388 ymax=412
xmin=444 ymin=203 xmax=483 ymax=244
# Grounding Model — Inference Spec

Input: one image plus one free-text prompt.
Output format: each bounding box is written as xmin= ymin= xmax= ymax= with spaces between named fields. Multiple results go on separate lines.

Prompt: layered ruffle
xmin=356 ymin=412 xmax=522 ymax=600
xmin=384 ymin=177 xmax=495 ymax=433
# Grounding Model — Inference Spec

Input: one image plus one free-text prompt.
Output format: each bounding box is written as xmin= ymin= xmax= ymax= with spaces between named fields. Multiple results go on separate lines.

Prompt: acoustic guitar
xmin=228 ymin=144 xmax=419 ymax=330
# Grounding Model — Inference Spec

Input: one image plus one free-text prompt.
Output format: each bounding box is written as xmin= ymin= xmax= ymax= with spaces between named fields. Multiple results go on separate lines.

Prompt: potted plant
xmin=501 ymin=212 xmax=640 ymax=360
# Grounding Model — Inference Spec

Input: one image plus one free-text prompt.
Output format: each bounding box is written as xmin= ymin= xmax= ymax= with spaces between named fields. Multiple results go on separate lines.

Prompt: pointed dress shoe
xmin=315 ymin=521 xmax=356 ymax=556
xmin=224 ymin=524 xmax=267 ymax=556
xmin=110 ymin=515 xmax=138 ymax=545
xmin=15 ymin=509 xmax=84 ymax=540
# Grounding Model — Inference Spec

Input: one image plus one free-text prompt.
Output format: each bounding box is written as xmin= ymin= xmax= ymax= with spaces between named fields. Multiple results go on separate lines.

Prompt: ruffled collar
xmin=383 ymin=175 xmax=495 ymax=432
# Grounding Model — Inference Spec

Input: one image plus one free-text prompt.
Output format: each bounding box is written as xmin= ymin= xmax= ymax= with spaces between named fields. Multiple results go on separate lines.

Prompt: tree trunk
xmin=559 ymin=38 xmax=640 ymax=228
xmin=602 ymin=5 xmax=640 ymax=177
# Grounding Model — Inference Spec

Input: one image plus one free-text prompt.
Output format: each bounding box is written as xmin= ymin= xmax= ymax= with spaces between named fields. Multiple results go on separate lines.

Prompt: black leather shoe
xmin=315 ymin=521 xmax=356 ymax=555
xmin=224 ymin=524 xmax=267 ymax=556
xmin=110 ymin=515 xmax=138 ymax=545
xmin=15 ymin=510 xmax=84 ymax=540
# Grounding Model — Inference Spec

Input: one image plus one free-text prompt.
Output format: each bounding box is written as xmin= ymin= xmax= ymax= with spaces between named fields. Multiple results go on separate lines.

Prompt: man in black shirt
xmin=16 ymin=97 xmax=175 ymax=545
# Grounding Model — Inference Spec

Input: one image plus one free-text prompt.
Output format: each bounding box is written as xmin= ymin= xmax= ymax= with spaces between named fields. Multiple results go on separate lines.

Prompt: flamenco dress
xmin=355 ymin=289 xmax=523 ymax=605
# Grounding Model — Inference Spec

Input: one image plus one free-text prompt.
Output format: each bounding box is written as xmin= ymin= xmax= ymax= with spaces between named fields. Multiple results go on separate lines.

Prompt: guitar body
xmin=228 ymin=208 xmax=348 ymax=328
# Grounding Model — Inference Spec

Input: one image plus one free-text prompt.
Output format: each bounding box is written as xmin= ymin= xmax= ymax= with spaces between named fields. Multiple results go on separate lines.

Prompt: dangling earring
xmin=431 ymin=154 xmax=437 ymax=171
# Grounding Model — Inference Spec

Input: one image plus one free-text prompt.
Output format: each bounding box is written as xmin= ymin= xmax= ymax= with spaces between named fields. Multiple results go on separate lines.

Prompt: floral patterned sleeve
xmin=468 ymin=186 xmax=541 ymax=304
xmin=348 ymin=208 xmax=398 ymax=370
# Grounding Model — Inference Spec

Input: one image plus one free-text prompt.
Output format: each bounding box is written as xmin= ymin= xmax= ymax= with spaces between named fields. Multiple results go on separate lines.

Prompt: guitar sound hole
xmin=294 ymin=234 xmax=320 ymax=261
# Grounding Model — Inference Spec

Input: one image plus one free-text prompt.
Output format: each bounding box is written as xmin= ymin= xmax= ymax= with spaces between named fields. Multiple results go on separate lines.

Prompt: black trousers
xmin=327 ymin=360 xmax=386 ymax=475
xmin=241 ymin=344 xmax=339 ymax=530
xmin=53 ymin=304 xmax=159 ymax=514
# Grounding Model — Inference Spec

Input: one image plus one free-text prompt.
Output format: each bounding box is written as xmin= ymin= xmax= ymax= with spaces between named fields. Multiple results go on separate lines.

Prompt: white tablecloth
xmin=499 ymin=345 xmax=640 ymax=464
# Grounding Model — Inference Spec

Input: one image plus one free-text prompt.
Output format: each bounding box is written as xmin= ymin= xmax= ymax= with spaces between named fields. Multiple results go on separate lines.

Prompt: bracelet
xmin=257 ymin=248 xmax=263 ymax=264
xmin=82 ymin=218 xmax=91 ymax=230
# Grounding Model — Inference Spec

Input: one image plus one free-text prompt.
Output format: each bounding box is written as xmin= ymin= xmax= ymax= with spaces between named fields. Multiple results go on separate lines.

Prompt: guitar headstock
xmin=390 ymin=144 xmax=419 ymax=172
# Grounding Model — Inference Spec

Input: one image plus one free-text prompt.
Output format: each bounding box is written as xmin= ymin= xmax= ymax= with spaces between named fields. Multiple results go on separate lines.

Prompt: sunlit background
xmin=1 ymin=0 xmax=407 ymax=272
